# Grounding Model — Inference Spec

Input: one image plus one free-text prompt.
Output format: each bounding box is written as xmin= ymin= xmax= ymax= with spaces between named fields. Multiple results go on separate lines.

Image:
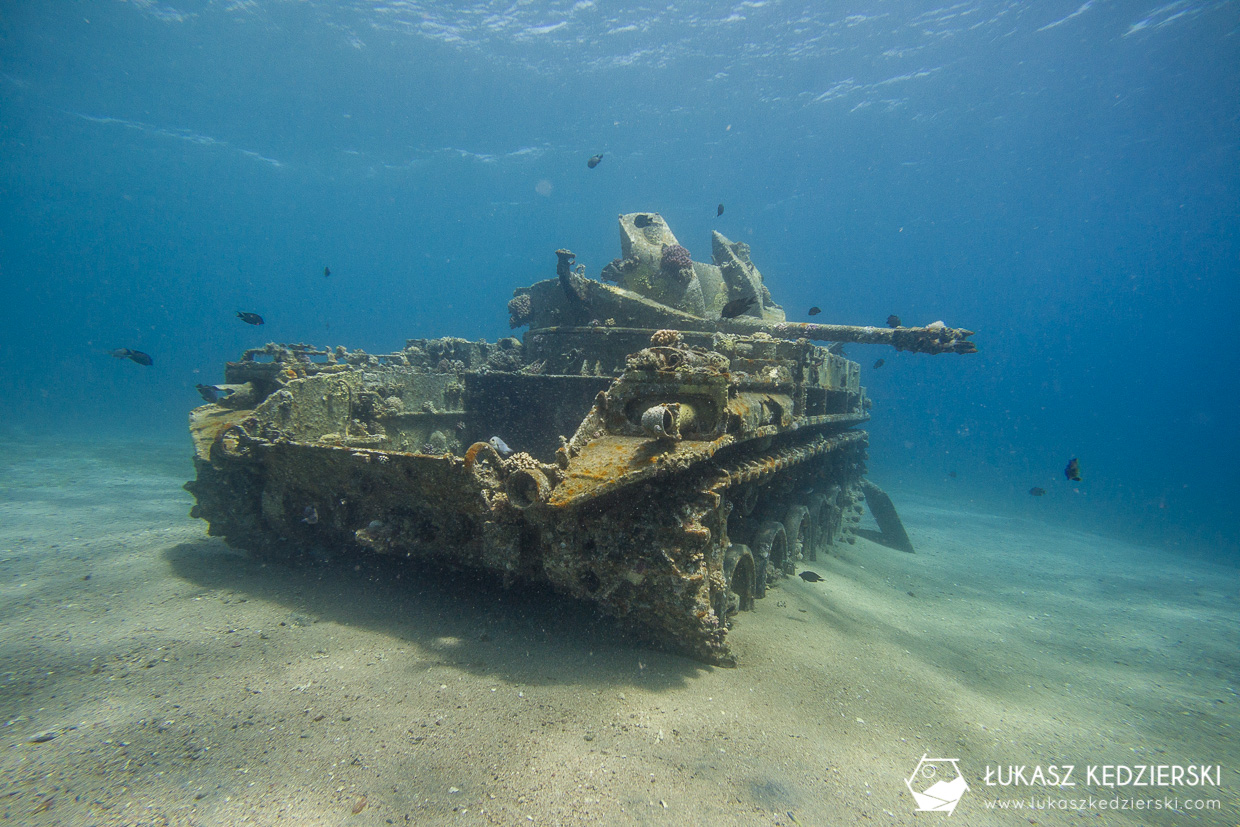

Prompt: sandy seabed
xmin=0 ymin=438 xmax=1235 ymax=826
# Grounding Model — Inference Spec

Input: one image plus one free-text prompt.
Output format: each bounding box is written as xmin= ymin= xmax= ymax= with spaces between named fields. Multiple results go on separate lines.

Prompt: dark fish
xmin=886 ymin=314 xmax=902 ymax=328
xmin=948 ymin=471 xmax=957 ymax=478
xmin=110 ymin=348 xmax=153 ymax=366
xmin=587 ymin=153 xmax=604 ymax=169
xmin=721 ymin=295 xmax=758 ymax=318
xmin=827 ymin=342 xmax=846 ymax=355
xmin=633 ymin=214 xmax=654 ymax=228
xmin=1029 ymin=487 xmax=1047 ymax=497
xmin=808 ymin=306 xmax=822 ymax=316
xmin=301 ymin=505 xmax=319 ymax=525
xmin=873 ymin=359 xmax=885 ymax=369
xmin=196 ymin=384 xmax=222 ymax=403
xmin=237 ymin=311 xmax=264 ymax=325
xmin=798 ymin=570 xmax=824 ymax=583
xmin=323 ymin=266 xmax=331 ymax=278
xmin=1064 ymin=457 xmax=1082 ymax=482
xmin=717 ymin=203 xmax=725 ymax=217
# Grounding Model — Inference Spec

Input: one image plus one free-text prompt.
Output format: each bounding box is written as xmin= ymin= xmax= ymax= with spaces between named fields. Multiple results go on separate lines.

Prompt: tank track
xmin=530 ymin=429 xmax=868 ymax=665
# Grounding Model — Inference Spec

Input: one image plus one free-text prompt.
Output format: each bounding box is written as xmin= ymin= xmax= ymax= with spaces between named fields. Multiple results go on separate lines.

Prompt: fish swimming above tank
xmin=185 ymin=212 xmax=976 ymax=665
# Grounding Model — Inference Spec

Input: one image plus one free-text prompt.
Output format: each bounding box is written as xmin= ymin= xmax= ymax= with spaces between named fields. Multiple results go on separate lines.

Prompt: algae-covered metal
xmin=186 ymin=213 xmax=975 ymax=665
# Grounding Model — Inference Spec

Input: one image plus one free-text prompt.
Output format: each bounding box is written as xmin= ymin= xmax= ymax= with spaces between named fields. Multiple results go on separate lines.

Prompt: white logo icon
xmin=906 ymin=754 xmax=969 ymax=814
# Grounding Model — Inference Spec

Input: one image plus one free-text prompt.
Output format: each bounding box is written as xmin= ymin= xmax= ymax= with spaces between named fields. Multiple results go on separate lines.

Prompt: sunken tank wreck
xmin=186 ymin=213 xmax=976 ymax=666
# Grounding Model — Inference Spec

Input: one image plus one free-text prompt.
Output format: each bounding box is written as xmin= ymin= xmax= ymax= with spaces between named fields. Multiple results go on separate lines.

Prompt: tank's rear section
xmin=185 ymin=212 xmax=961 ymax=665
xmin=186 ymin=338 xmax=605 ymax=574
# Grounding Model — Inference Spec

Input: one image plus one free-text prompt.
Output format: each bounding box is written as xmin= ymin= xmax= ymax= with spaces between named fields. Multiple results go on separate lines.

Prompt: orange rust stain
xmin=569 ymin=470 xmax=613 ymax=481
xmin=463 ymin=442 xmax=487 ymax=470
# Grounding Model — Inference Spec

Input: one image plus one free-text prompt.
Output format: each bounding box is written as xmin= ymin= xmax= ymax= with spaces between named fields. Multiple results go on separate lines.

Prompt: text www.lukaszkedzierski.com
xmin=983 ymin=796 xmax=1220 ymax=812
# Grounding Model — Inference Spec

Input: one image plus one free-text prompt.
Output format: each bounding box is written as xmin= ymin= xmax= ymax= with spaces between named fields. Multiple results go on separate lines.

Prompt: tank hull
xmin=187 ymin=331 xmax=870 ymax=665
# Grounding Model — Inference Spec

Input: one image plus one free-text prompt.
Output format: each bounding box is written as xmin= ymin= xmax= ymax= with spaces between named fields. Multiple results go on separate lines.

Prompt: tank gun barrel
xmin=717 ymin=317 xmax=977 ymax=355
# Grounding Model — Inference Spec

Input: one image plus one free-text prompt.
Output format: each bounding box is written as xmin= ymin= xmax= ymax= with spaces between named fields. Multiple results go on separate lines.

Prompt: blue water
xmin=2 ymin=0 xmax=1236 ymax=558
